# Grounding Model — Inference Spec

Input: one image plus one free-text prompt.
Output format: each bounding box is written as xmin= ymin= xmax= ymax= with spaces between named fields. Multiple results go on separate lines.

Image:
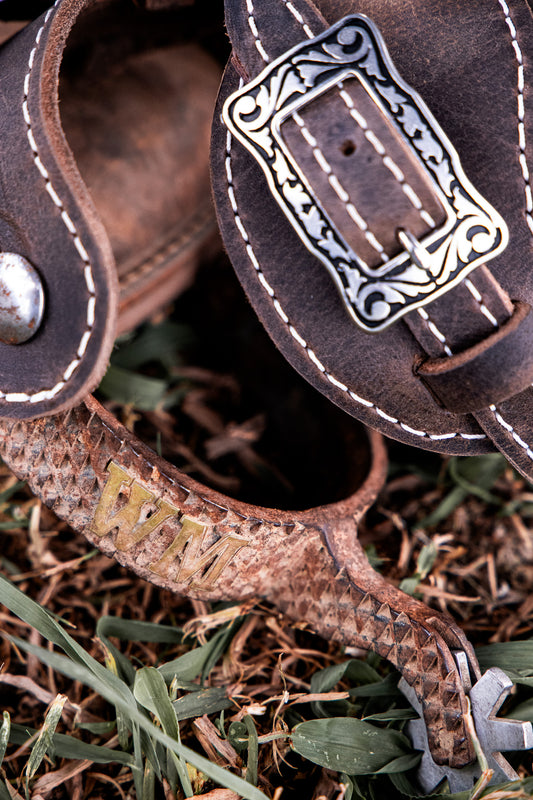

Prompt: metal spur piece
xmin=400 ymin=651 xmax=533 ymax=793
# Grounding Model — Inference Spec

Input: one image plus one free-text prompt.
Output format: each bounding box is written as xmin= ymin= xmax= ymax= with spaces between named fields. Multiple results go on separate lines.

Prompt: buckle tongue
xmin=223 ymin=15 xmax=508 ymax=333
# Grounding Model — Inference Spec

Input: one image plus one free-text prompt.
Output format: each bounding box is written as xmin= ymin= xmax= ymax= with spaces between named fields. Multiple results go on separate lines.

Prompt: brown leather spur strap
xmin=0 ymin=0 xmax=219 ymax=418
xmin=0 ymin=0 xmax=506 ymax=773
xmin=212 ymin=0 xmax=533 ymax=484
xmin=0 ymin=398 xmax=481 ymax=769
xmin=208 ymin=0 xmax=533 ymax=770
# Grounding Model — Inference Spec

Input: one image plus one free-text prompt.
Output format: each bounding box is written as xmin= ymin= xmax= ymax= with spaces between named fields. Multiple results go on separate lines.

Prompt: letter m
xmin=91 ymin=462 xmax=179 ymax=551
xmin=150 ymin=516 xmax=249 ymax=591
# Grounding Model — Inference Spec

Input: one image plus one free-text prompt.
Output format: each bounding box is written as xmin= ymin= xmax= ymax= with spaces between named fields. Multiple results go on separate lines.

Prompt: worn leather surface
xmin=0 ymin=0 xmax=489 ymax=768
xmin=418 ymin=301 xmax=533 ymax=413
xmin=212 ymin=0 xmax=533 ymax=482
xmin=0 ymin=0 xmax=220 ymax=418
xmin=0 ymin=397 xmax=479 ymax=768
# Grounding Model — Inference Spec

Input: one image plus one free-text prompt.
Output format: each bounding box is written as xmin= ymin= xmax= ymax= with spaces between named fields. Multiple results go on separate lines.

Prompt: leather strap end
xmin=416 ymin=301 xmax=533 ymax=414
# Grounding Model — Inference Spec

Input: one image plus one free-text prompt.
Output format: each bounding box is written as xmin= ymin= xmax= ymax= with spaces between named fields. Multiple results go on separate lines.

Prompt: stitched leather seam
xmin=225 ymin=123 xmax=486 ymax=442
xmin=499 ymin=0 xmax=533 ymax=234
xmin=416 ymin=308 xmax=453 ymax=356
xmin=490 ymin=403 xmax=533 ymax=461
xmin=245 ymin=0 xmax=270 ymax=63
xmin=5 ymin=0 xmax=97 ymax=407
xmin=234 ymin=8 xmax=487 ymax=441
xmin=119 ymin=206 xmax=214 ymax=289
xmin=464 ymin=279 xmax=499 ymax=328
xmin=284 ymin=2 xmax=505 ymax=351
xmin=337 ymin=84 xmax=436 ymax=228
xmin=245 ymin=0 xmax=533 ymax=469
xmin=292 ymin=111 xmax=388 ymax=263
xmin=280 ymin=0 xmax=315 ymax=39
xmin=480 ymin=3 xmax=533 ymax=460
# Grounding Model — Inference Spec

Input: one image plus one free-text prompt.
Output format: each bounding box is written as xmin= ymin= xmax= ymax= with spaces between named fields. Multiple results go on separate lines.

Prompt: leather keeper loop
xmin=416 ymin=301 xmax=533 ymax=414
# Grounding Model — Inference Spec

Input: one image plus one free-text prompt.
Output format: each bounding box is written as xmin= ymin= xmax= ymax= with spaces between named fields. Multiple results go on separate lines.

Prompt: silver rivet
xmin=0 ymin=253 xmax=45 ymax=345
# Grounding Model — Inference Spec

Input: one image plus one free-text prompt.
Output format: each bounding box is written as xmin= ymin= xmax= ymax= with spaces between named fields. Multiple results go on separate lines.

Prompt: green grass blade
xmin=310 ymin=660 xmax=380 ymax=694
xmin=244 ymin=716 xmax=258 ymax=786
xmin=0 ymin=481 xmax=26 ymax=506
xmin=0 ymin=712 xmax=10 ymax=767
xmin=134 ymin=667 xmax=193 ymax=797
xmin=99 ymin=366 xmax=169 ymax=411
xmin=0 ymin=781 xmax=12 ymax=800
xmin=413 ymin=486 xmax=467 ymax=530
xmin=449 ymin=454 xmax=506 ymax=504
xmin=97 ymin=617 xmax=183 ymax=645
xmin=141 ymin=758 xmax=156 ymax=800
xmin=374 ymin=753 xmax=422 ymax=774
xmin=173 ymin=688 xmax=234 ymax=722
xmin=158 ymin=632 xmax=227 ymax=684
xmin=11 ymin=637 xmax=267 ymax=799
xmin=101 ymin=643 xmax=132 ymax=750
xmin=75 ymin=720 xmax=116 ymax=735
xmin=362 ymin=709 xmax=418 ymax=722
xmin=477 ymin=640 xmax=533 ymax=674
xmin=201 ymin=624 xmax=242 ymax=683
xmin=0 ymin=574 xmax=267 ymax=800
xmin=25 ymin=695 xmax=66 ymax=797
xmin=290 ymin=718 xmax=412 ymax=775
xmin=131 ymin=723 xmax=147 ymax=800
xmin=9 ymin=723 xmax=134 ymax=765
xmin=0 ymin=575 xmax=133 ymax=706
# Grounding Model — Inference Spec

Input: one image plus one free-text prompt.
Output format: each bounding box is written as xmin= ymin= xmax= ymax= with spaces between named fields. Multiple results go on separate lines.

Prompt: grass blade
xmin=10 ymin=636 xmax=267 ymax=799
xmin=134 ymin=667 xmax=193 ymax=797
xmin=0 ymin=573 xmax=268 ymax=800
xmin=173 ymin=688 xmax=234 ymax=722
xmin=0 ymin=712 xmax=10 ymax=767
xmin=97 ymin=617 xmax=183 ymax=645
xmin=158 ymin=632 xmax=228 ymax=684
xmin=9 ymin=723 xmax=134 ymax=765
xmin=477 ymin=640 xmax=533 ymax=674
xmin=290 ymin=718 xmax=412 ymax=775
xmin=25 ymin=695 xmax=66 ymax=797
xmin=244 ymin=716 xmax=259 ymax=786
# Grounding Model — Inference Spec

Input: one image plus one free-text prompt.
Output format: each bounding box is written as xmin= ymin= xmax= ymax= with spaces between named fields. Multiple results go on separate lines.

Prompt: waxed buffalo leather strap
xmin=0 ymin=0 xmax=219 ymax=419
xmin=0 ymin=0 xmax=486 ymax=770
xmin=0 ymin=0 xmax=117 ymax=419
xmin=211 ymin=0 xmax=533 ymax=484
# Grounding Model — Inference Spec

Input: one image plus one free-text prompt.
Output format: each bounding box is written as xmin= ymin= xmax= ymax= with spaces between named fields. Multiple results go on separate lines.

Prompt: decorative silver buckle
xmin=223 ymin=15 xmax=508 ymax=333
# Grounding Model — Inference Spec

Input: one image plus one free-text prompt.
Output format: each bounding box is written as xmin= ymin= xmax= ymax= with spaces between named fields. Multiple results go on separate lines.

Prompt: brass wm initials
xmin=150 ymin=517 xmax=248 ymax=591
xmin=91 ymin=461 xmax=249 ymax=591
xmin=91 ymin=462 xmax=179 ymax=551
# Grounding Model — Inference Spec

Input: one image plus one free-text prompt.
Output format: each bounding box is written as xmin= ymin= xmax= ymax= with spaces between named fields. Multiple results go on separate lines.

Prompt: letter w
xmin=91 ymin=462 xmax=179 ymax=551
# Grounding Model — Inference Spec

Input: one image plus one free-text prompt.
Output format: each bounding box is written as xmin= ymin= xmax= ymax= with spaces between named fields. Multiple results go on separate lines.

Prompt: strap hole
xmin=341 ymin=140 xmax=356 ymax=156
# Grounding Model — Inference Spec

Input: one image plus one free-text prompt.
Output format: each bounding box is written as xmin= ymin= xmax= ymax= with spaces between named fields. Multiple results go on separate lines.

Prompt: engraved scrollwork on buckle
xmin=223 ymin=15 xmax=508 ymax=333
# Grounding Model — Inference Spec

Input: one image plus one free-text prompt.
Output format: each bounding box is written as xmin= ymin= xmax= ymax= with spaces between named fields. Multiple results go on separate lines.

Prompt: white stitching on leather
xmin=292 ymin=111 xmax=389 ymax=263
xmin=281 ymin=0 xmax=533 ymax=469
xmin=485 ymin=2 xmax=533 ymax=461
xmin=3 ymin=0 xmax=96 ymax=406
xmin=277 ymin=8 xmax=438 ymax=229
xmin=337 ymin=86 xmax=436 ymax=228
xmin=490 ymin=404 xmax=533 ymax=461
xmin=280 ymin=0 xmax=315 ymax=39
xmin=498 ymin=0 xmax=533 ymax=234
xmin=225 ymin=123 xmax=486 ymax=442
xmin=416 ymin=308 xmax=453 ymax=357
xmin=245 ymin=0 xmax=270 ymax=63
xmin=464 ymin=279 xmax=499 ymax=328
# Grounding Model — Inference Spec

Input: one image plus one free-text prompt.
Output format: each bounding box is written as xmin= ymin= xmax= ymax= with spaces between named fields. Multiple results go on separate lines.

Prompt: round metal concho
xmin=0 ymin=253 xmax=45 ymax=345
